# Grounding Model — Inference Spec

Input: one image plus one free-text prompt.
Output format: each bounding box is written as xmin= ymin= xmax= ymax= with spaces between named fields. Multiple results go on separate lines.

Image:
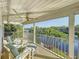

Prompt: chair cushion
xmin=6 ymin=44 xmax=19 ymax=57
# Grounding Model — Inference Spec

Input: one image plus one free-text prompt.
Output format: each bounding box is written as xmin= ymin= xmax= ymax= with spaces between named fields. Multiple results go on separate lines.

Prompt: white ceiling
xmin=1 ymin=0 xmax=79 ymax=23
xmin=10 ymin=0 xmax=79 ymax=12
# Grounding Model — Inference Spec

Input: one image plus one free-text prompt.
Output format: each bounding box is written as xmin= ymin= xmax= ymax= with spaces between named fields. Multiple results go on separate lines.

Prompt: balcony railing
xmin=24 ymin=32 xmax=79 ymax=59
xmin=2 ymin=31 xmax=79 ymax=59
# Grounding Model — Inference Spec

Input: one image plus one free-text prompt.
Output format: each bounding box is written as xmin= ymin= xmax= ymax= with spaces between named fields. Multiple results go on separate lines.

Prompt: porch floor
xmin=34 ymin=45 xmax=61 ymax=59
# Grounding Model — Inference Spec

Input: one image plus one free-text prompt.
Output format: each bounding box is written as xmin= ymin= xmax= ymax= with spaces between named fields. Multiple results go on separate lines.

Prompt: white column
xmin=23 ymin=25 xmax=24 ymax=38
xmin=77 ymin=42 xmax=79 ymax=58
xmin=0 ymin=7 xmax=3 ymax=59
xmin=33 ymin=23 xmax=36 ymax=43
xmin=69 ymin=14 xmax=75 ymax=59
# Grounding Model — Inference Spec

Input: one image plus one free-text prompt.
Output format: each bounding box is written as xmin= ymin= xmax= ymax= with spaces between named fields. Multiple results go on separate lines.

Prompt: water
xmin=38 ymin=35 xmax=79 ymax=56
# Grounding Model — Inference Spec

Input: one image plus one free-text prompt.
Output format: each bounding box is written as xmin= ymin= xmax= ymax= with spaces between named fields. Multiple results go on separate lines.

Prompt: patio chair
xmin=6 ymin=44 xmax=31 ymax=59
xmin=3 ymin=36 xmax=31 ymax=59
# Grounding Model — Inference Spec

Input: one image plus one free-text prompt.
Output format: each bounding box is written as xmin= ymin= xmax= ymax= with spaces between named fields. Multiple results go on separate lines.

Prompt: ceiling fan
xmin=12 ymin=9 xmax=36 ymax=21
xmin=12 ymin=9 xmax=53 ymax=23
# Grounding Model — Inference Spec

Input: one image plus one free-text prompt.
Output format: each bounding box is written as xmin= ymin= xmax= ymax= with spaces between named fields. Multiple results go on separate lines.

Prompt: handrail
xmin=4 ymin=45 xmax=10 ymax=52
xmin=35 ymin=43 xmax=64 ymax=59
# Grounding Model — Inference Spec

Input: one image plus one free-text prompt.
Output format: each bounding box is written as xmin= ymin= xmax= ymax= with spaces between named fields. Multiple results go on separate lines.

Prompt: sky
xmin=24 ymin=15 xmax=79 ymax=28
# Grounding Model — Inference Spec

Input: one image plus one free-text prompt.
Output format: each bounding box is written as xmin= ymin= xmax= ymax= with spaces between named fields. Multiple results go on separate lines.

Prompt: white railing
xmin=4 ymin=32 xmax=79 ymax=59
xmin=25 ymin=33 xmax=79 ymax=59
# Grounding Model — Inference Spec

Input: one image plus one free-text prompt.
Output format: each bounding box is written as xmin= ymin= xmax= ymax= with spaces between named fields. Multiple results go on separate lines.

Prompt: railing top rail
xmin=35 ymin=43 xmax=64 ymax=59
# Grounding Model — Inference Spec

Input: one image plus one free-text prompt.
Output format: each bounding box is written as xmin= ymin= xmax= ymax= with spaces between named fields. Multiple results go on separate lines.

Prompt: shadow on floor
xmin=34 ymin=54 xmax=60 ymax=59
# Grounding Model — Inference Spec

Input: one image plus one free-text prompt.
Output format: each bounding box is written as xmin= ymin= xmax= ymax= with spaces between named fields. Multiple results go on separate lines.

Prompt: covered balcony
xmin=0 ymin=0 xmax=79 ymax=59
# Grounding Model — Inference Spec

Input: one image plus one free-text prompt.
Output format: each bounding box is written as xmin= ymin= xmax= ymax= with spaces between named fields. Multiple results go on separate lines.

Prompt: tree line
xmin=25 ymin=25 xmax=79 ymax=39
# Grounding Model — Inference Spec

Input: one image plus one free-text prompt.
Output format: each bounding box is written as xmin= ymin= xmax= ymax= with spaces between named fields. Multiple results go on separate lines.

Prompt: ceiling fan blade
xmin=12 ymin=9 xmax=23 ymax=19
xmin=21 ymin=16 xmax=35 ymax=19
xmin=29 ymin=18 xmax=35 ymax=19
xmin=12 ymin=9 xmax=39 ymax=21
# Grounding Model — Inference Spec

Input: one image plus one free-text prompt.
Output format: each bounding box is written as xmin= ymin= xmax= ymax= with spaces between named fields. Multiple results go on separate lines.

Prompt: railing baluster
xmin=78 ymin=41 xmax=79 ymax=59
xmin=60 ymin=39 xmax=62 ymax=55
xmin=63 ymin=41 xmax=66 ymax=58
xmin=54 ymin=38 xmax=55 ymax=52
xmin=52 ymin=37 xmax=54 ymax=51
xmin=55 ymin=38 xmax=56 ymax=52
xmin=53 ymin=37 xmax=54 ymax=51
xmin=57 ymin=38 xmax=59 ymax=54
xmin=58 ymin=39 xmax=60 ymax=54
xmin=65 ymin=41 xmax=67 ymax=58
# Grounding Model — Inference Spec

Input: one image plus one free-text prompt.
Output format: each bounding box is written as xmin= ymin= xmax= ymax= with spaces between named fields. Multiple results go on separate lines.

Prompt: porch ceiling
xmin=1 ymin=0 xmax=79 ymax=24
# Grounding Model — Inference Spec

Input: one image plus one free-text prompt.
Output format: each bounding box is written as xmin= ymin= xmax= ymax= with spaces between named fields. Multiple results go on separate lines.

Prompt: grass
xmin=51 ymin=47 xmax=70 ymax=59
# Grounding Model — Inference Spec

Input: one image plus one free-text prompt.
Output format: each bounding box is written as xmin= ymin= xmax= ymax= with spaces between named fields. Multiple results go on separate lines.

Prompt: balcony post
xmin=33 ymin=23 xmax=36 ymax=44
xmin=0 ymin=3 xmax=4 ymax=58
xmin=23 ymin=25 xmax=24 ymax=38
xmin=69 ymin=14 xmax=75 ymax=59
xmin=0 ymin=7 xmax=3 ymax=59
